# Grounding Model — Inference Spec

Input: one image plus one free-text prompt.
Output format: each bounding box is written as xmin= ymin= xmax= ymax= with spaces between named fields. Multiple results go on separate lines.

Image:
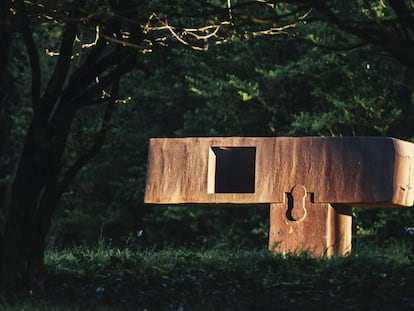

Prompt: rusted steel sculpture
xmin=144 ymin=137 xmax=414 ymax=256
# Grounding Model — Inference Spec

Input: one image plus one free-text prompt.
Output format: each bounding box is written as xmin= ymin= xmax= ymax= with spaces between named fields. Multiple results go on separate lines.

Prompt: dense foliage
xmin=1 ymin=0 xmax=413 ymax=296
xmin=48 ymin=23 xmax=414 ymax=250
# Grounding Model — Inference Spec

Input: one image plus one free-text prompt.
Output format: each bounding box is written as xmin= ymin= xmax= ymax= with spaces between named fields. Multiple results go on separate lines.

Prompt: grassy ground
xmin=2 ymin=238 xmax=414 ymax=310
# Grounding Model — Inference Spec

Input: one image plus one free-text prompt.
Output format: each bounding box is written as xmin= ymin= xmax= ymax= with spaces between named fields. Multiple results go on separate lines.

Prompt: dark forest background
xmin=1 ymin=0 xmax=414 ymax=295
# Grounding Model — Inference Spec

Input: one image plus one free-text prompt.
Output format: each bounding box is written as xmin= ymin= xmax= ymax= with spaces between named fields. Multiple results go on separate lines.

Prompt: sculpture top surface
xmin=144 ymin=137 xmax=414 ymax=207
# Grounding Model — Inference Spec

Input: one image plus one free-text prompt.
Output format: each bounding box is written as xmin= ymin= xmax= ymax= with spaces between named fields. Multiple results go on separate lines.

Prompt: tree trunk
xmin=0 ymin=139 xmax=47 ymax=292
xmin=0 ymin=104 xmax=76 ymax=293
xmin=0 ymin=86 xmax=123 ymax=294
xmin=0 ymin=0 xmax=14 ymax=225
xmin=0 ymin=0 xmax=141 ymax=296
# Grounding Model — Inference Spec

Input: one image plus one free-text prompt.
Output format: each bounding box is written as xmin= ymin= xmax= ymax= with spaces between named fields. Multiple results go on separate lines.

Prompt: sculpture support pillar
xmin=269 ymin=185 xmax=352 ymax=257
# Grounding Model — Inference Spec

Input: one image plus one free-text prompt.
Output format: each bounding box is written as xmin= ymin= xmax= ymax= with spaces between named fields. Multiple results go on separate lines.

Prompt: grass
xmin=2 ymin=238 xmax=414 ymax=310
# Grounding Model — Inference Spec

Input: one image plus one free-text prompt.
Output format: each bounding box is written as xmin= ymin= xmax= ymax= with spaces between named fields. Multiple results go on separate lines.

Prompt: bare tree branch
xmin=20 ymin=22 xmax=41 ymax=107
xmin=72 ymin=52 xmax=136 ymax=108
xmin=40 ymin=1 xmax=86 ymax=115
xmin=58 ymin=78 xmax=119 ymax=195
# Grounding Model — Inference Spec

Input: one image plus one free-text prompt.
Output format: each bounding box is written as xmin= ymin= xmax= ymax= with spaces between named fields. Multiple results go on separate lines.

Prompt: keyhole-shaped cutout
xmin=286 ymin=184 xmax=307 ymax=221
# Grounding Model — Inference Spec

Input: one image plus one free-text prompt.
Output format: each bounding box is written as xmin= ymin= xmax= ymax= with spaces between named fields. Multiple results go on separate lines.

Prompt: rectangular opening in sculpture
xmin=208 ymin=146 xmax=256 ymax=193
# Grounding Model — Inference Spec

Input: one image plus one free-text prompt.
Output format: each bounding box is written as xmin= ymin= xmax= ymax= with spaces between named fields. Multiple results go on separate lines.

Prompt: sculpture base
xmin=269 ymin=201 xmax=352 ymax=257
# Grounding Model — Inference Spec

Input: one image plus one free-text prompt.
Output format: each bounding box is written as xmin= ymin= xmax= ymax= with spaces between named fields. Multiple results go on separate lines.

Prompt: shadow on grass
xmin=2 ymin=238 xmax=414 ymax=310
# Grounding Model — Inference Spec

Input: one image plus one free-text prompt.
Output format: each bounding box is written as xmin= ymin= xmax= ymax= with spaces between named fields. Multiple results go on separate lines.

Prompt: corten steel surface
xmin=144 ymin=137 xmax=414 ymax=256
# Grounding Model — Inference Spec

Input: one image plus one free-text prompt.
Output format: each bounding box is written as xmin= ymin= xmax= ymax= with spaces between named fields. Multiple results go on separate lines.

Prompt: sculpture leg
xmin=269 ymin=200 xmax=352 ymax=257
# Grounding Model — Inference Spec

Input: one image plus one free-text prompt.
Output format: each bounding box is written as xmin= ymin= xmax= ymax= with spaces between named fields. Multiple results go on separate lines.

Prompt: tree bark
xmin=0 ymin=100 xmax=75 ymax=290
xmin=0 ymin=0 xmax=14 ymax=224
